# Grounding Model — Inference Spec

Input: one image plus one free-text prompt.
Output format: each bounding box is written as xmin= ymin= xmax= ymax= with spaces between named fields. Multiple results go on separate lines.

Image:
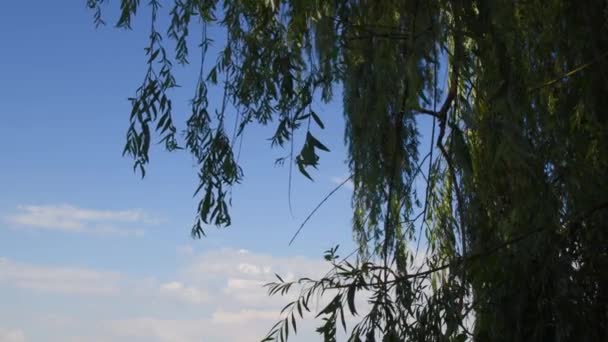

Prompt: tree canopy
xmin=88 ymin=0 xmax=608 ymax=341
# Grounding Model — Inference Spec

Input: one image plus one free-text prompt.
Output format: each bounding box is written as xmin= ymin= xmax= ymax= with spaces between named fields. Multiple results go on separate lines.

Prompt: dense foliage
xmin=88 ymin=0 xmax=608 ymax=341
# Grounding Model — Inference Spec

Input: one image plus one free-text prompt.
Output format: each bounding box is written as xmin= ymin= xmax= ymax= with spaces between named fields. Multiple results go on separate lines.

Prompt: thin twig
xmin=436 ymin=30 xmax=467 ymax=256
xmin=412 ymin=150 xmax=432 ymax=184
xmin=415 ymin=45 xmax=440 ymax=260
xmin=529 ymin=50 xmax=608 ymax=91
xmin=288 ymin=175 xmax=354 ymax=245
xmin=327 ymin=199 xmax=608 ymax=289
xmin=413 ymin=107 xmax=441 ymax=118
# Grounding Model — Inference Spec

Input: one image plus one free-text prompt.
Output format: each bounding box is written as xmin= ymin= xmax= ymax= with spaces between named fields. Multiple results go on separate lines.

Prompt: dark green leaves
xmin=190 ymin=129 xmax=243 ymax=236
xmin=311 ymin=111 xmax=325 ymax=129
xmin=116 ymin=0 xmax=139 ymax=29
xmin=323 ymin=245 xmax=340 ymax=261
xmin=122 ymin=0 xmax=179 ymax=180
xmin=346 ymin=284 xmax=357 ymax=315
xmin=123 ymin=73 xmax=178 ymax=179
xmin=296 ymin=132 xmax=330 ymax=180
xmin=89 ymin=1 xmax=608 ymax=341
xmin=87 ymin=0 xmax=106 ymax=27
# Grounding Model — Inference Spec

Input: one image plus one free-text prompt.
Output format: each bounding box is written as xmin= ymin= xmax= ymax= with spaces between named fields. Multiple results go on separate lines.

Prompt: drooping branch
xmin=436 ymin=28 xmax=467 ymax=257
xmin=324 ymin=199 xmax=608 ymax=290
xmin=529 ymin=50 xmax=608 ymax=91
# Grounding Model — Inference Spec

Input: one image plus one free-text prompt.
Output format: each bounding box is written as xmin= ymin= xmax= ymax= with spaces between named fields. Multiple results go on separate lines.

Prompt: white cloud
xmin=0 ymin=327 xmax=26 ymax=342
xmin=0 ymin=248 xmax=334 ymax=342
xmin=4 ymin=204 xmax=154 ymax=237
xmin=108 ymin=318 xmax=215 ymax=342
xmin=62 ymin=336 xmax=108 ymax=342
xmin=0 ymin=257 xmax=121 ymax=295
xmin=159 ymin=281 xmax=208 ymax=304
xmin=237 ymin=262 xmax=262 ymax=275
xmin=108 ymin=318 xmax=207 ymax=342
xmin=225 ymin=278 xmax=265 ymax=291
xmin=186 ymin=248 xmax=328 ymax=282
xmin=108 ymin=311 xmax=302 ymax=342
xmin=211 ymin=309 xmax=279 ymax=324
xmin=182 ymin=248 xmax=329 ymax=309
xmin=0 ymin=246 xmax=437 ymax=342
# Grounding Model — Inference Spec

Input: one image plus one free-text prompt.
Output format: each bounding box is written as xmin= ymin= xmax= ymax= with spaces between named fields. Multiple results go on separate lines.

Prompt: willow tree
xmin=88 ymin=0 xmax=608 ymax=341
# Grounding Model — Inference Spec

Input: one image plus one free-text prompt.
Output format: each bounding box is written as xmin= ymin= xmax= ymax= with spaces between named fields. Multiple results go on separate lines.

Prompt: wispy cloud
xmin=211 ymin=309 xmax=279 ymax=324
xmin=159 ymin=281 xmax=209 ymax=304
xmin=0 ymin=248 xmax=334 ymax=342
xmin=185 ymin=248 xmax=327 ymax=281
xmin=107 ymin=311 xmax=319 ymax=342
xmin=0 ymin=257 xmax=121 ymax=295
xmin=4 ymin=204 xmax=154 ymax=237
xmin=107 ymin=311 xmax=291 ymax=342
xmin=0 ymin=327 xmax=26 ymax=342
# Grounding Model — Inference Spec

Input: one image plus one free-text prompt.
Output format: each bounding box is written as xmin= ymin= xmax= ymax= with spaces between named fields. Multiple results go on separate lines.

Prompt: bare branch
xmin=288 ymin=175 xmax=354 ymax=245
xmin=326 ymin=200 xmax=608 ymax=289
xmin=413 ymin=107 xmax=441 ymax=118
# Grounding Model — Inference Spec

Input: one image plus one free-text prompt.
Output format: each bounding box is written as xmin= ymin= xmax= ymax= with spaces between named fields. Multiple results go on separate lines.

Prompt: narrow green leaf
xmin=347 ymin=285 xmax=357 ymax=315
xmin=311 ymin=111 xmax=325 ymax=129
xmin=291 ymin=314 xmax=297 ymax=334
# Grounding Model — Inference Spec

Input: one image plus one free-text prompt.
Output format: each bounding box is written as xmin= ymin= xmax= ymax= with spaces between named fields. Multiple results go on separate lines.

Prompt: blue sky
xmin=0 ymin=2 xmax=439 ymax=341
xmin=0 ymin=2 xmax=358 ymax=341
